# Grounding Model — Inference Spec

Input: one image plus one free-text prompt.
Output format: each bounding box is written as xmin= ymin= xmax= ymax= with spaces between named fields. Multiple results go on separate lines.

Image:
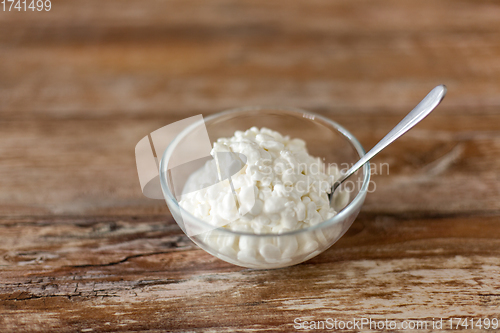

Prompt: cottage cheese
xmin=179 ymin=127 xmax=341 ymax=234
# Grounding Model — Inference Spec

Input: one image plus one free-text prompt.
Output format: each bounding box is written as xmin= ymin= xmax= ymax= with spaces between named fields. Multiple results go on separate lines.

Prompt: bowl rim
xmin=159 ymin=105 xmax=370 ymax=237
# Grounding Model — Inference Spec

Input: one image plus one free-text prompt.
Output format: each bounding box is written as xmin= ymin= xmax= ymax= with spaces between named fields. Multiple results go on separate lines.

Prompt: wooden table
xmin=1 ymin=1 xmax=499 ymax=331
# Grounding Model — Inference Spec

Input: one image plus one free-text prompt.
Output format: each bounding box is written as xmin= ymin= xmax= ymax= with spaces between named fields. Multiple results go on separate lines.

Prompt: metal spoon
xmin=329 ymin=84 xmax=447 ymax=202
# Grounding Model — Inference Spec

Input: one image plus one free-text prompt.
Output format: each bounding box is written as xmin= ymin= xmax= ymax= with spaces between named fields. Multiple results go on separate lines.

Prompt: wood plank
xmin=1 ymin=36 xmax=499 ymax=118
xmin=2 ymin=0 xmax=500 ymax=35
xmin=0 ymin=114 xmax=498 ymax=217
xmin=1 ymin=214 xmax=499 ymax=331
xmin=1 ymin=1 xmax=500 ymax=118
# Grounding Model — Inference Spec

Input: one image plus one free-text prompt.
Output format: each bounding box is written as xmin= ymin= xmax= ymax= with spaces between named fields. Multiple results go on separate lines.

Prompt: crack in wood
xmin=64 ymin=251 xmax=180 ymax=268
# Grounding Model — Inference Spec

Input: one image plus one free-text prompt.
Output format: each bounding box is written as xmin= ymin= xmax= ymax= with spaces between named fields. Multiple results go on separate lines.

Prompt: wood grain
xmin=0 ymin=114 xmax=498 ymax=217
xmin=1 ymin=0 xmax=500 ymax=332
xmin=1 ymin=0 xmax=500 ymax=118
xmin=1 ymin=214 xmax=500 ymax=332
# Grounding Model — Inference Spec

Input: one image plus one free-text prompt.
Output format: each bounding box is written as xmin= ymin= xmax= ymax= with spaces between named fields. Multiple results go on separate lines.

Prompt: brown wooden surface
xmin=1 ymin=1 xmax=500 ymax=332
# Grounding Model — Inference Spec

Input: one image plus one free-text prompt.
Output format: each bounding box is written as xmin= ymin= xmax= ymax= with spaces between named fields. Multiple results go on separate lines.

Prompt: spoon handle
xmin=334 ymin=84 xmax=447 ymax=190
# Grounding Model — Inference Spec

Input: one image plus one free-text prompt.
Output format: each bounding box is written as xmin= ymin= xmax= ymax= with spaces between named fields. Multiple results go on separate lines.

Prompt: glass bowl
xmin=159 ymin=106 xmax=370 ymax=269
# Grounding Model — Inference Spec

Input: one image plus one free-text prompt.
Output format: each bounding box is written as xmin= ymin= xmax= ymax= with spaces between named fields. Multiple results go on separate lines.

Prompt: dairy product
xmin=178 ymin=127 xmax=345 ymax=266
xmin=179 ymin=127 xmax=340 ymax=232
